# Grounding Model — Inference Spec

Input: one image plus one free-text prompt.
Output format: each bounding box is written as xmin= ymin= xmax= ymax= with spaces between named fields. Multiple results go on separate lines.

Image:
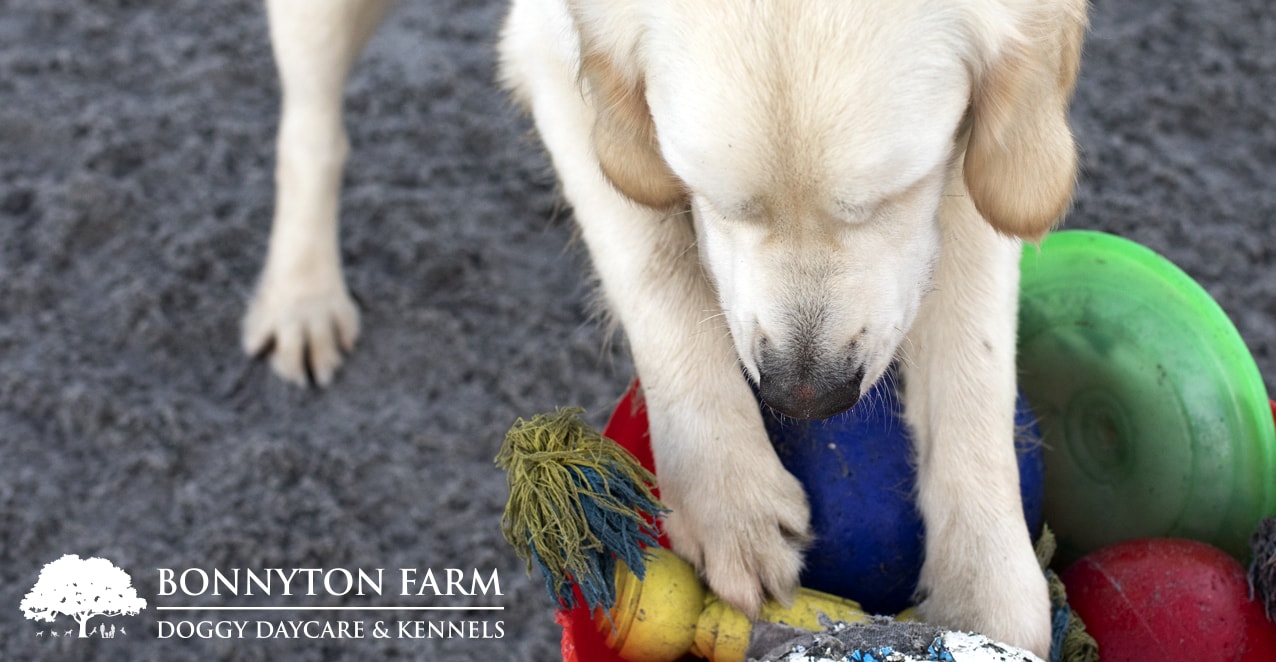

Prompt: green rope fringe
xmin=1035 ymin=526 xmax=1099 ymax=662
xmin=496 ymin=407 xmax=667 ymax=612
xmin=1249 ymin=516 xmax=1276 ymax=623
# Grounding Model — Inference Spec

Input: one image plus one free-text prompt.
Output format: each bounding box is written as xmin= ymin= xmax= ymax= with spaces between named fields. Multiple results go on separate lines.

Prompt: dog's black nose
xmin=756 ymin=346 xmax=865 ymax=420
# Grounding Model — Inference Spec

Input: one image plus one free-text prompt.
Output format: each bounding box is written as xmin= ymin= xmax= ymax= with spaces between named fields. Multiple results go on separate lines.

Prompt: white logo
xmin=21 ymin=554 xmax=147 ymax=638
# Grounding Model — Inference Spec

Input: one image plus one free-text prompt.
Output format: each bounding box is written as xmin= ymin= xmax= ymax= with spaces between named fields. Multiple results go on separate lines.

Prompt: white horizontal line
xmin=155 ymin=606 xmax=504 ymax=611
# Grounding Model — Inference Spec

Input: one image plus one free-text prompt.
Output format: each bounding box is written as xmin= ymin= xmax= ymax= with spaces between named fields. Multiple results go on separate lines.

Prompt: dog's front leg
xmin=573 ymin=170 xmax=811 ymax=620
xmin=902 ymin=196 xmax=1050 ymax=657
xmin=502 ymin=28 xmax=810 ymax=617
xmin=243 ymin=0 xmax=391 ymax=386
xmin=591 ymin=207 xmax=811 ymax=618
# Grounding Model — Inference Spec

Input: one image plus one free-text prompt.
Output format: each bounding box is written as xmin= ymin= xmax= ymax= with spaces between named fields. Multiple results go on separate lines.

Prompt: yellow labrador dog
xmin=247 ymin=0 xmax=1085 ymax=655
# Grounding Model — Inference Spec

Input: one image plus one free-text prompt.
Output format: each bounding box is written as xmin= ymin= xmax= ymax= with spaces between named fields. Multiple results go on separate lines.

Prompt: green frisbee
xmin=1017 ymin=230 xmax=1275 ymax=566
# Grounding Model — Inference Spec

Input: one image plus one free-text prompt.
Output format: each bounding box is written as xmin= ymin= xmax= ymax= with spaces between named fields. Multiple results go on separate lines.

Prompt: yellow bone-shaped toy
xmin=600 ymin=547 xmax=895 ymax=662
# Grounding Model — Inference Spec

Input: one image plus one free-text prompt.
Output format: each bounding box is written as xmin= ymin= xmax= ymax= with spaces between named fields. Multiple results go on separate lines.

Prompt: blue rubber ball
xmin=761 ymin=375 xmax=1044 ymax=615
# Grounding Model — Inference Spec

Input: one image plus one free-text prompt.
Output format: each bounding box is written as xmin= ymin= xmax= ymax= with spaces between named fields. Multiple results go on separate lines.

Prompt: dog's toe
xmin=916 ymin=533 xmax=1051 ymax=657
xmin=703 ymin=530 xmax=806 ymax=617
xmin=664 ymin=466 xmax=811 ymax=619
xmin=242 ymin=287 xmax=360 ymax=387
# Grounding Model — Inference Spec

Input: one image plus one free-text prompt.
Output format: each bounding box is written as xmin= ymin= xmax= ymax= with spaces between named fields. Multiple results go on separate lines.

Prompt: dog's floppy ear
xmin=964 ymin=2 xmax=1087 ymax=240
xmin=569 ymin=3 xmax=686 ymax=209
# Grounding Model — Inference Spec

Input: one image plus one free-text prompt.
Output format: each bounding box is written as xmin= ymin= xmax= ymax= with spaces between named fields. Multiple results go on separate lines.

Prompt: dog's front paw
xmin=660 ymin=454 xmax=812 ymax=618
xmin=241 ymin=276 xmax=359 ymax=387
xmin=916 ymin=535 xmax=1051 ymax=658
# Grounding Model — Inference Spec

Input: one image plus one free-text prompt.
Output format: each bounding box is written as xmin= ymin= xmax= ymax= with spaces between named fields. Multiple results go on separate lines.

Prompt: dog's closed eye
xmin=832 ymin=199 xmax=876 ymax=225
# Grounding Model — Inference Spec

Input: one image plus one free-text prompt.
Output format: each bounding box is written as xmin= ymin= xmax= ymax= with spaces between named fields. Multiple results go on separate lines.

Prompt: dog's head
xmin=571 ymin=0 xmax=1086 ymax=418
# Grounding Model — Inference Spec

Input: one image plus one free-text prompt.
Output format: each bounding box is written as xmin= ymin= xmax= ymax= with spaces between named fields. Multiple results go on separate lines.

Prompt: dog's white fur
xmin=249 ymin=0 xmax=1085 ymax=655
xmin=244 ymin=0 xmax=391 ymax=385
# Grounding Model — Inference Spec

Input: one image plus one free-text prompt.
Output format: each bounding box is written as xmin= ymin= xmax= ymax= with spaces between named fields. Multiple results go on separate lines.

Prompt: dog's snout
xmin=756 ymin=339 xmax=865 ymax=420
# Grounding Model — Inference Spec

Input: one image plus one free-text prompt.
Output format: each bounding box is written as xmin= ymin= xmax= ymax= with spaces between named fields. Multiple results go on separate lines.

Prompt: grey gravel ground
xmin=1 ymin=1 xmax=1273 ymax=660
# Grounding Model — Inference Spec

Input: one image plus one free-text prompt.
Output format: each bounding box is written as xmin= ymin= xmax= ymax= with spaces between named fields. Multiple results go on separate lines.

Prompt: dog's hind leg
xmin=243 ymin=0 xmax=391 ymax=386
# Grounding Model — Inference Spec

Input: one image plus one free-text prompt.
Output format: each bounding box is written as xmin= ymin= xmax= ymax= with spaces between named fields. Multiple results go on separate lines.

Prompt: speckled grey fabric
xmin=1 ymin=1 xmax=1273 ymax=660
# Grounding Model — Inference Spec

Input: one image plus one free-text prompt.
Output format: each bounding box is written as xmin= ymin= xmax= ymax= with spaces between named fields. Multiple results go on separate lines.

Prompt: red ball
xmin=1061 ymin=538 xmax=1276 ymax=661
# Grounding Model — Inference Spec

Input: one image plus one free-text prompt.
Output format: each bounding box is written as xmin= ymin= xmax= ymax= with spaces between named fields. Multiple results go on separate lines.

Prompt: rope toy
xmin=1249 ymin=516 xmax=1276 ymax=623
xmin=1036 ymin=527 xmax=1099 ymax=662
xmin=496 ymin=407 xmax=666 ymax=613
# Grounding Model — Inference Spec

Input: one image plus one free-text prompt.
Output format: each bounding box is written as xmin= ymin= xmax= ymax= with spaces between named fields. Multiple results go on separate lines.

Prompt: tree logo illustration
xmin=21 ymin=554 xmax=147 ymax=638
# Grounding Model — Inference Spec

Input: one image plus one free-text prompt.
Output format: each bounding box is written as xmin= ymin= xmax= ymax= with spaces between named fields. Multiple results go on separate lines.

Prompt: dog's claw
xmin=248 ymin=335 xmax=277 ymax=364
